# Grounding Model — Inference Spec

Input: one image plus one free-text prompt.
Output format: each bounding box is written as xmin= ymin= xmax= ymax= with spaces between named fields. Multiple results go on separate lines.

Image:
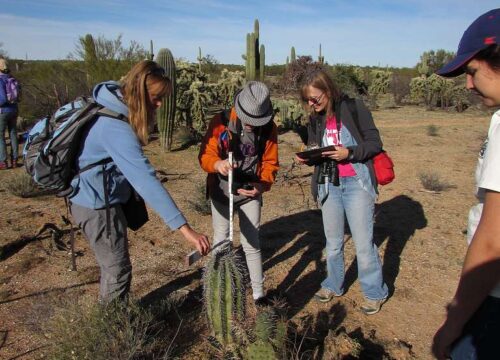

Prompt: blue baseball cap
xmin=437 ymin=8 xmax=500 ymax=77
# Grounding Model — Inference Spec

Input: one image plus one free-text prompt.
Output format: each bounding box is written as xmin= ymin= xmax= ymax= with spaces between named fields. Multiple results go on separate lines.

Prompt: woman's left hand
xmin=322 ymin=147 xmax=349 ymax=161
xmin=237 ymin=182 xmax=264 ymax=198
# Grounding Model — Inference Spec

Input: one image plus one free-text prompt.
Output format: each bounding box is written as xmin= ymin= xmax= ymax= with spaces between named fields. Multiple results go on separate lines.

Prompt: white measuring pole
xmin=228 ymin=152 xmax=234 ymax=243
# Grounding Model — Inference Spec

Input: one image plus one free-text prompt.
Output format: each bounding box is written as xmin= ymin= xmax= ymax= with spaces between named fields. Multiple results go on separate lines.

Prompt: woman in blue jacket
xmin=296 ymin=69 xmax=388 ymax=315
xmin=69 ymin=60 xmax=210 ymax=302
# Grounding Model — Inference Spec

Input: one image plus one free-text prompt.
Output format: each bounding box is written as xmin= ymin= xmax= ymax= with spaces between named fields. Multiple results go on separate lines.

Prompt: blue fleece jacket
xmin=68 ymin=81 xmax=187 ymax=230
xmin=0 ymin=74 xmax=18 ymax=113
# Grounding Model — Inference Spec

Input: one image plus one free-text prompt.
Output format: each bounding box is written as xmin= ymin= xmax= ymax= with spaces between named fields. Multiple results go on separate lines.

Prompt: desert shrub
xmin=427 ymin=125 xmax=439 ymax=137
xmin=391 ymin=73 xmax=412 ymax=105
xmin=419 ymin=172 xmax=452 ymax=192
xmin=4 ymin=172 xmax=45 ymax=198
xmin=46 ymin=300 xmax=164 ymax=360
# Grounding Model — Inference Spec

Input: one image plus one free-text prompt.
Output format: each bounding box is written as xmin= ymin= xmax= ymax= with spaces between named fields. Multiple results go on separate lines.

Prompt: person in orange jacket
xmin=199 ymin=81 xmax=279 ymax=305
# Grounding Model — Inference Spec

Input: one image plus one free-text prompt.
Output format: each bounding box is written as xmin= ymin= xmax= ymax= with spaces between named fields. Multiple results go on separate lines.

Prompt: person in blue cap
xmin=432 ymin=8 xmax=500 ymax=360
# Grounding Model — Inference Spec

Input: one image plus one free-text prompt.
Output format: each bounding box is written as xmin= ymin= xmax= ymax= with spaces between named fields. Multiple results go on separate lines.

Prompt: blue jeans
xmin=450 ymin=296 xmax=500 ymax=359
xmin=319 ymin=176 xmax=388 ymax=300
xmin=0 ymin=111 xmax=18 ymax=163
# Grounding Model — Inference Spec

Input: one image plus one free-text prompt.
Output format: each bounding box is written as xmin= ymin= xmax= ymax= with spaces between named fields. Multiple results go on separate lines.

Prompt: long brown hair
xmin=300 ymin=69 xmax=341 ymax=117
xmin=121 ymin=60 xmax=171 ymax=145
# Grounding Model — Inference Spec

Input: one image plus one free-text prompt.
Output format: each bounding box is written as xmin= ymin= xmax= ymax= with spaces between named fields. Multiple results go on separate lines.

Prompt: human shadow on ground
xmin=343 ymin=194 xmax=427 ymax=296
xmin=259 ymin=195 xmax=426 ymax=315
xmin=259 ymin=209 xmax=326 ymax=318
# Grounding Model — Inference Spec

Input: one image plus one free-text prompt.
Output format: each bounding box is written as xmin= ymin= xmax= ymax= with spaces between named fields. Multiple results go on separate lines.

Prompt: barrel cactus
xmin=155 ymin=48 xmax=176 ymax=151
xmin=203 ymin=248 xmax=247 ymax=347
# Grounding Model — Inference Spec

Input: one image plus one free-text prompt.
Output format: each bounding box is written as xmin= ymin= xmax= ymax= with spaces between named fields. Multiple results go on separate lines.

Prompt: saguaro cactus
xmin=318 ymin=43 xmax=324 ymax=64
xmin=243 ymin=19 xmax=265 ymax=81
xmin=203 ymin=249 xmax=246 ymax=347
xmin=155 ymin=48 xmax=176 ymax=151
xmin=197 ymin=46 xmax=203 ymax=71
xmin=290 ymin=46 xmax=296 ymax=63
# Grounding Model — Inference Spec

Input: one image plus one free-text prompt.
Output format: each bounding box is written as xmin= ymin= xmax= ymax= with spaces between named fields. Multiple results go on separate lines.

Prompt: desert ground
xmin=0 ymin=105 xmax=492 ymax=359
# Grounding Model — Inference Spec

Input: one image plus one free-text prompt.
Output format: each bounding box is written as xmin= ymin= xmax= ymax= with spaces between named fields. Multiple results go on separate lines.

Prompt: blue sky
xmin=0 ymin=0 xmax=498 ymax=67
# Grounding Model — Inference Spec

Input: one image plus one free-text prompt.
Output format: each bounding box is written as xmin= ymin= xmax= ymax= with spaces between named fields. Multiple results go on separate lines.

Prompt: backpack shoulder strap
xmin=96 ymin=107 xmax=128 ymax=122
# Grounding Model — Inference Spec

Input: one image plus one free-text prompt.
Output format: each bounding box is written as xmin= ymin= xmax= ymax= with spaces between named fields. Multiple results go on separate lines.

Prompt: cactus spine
xmin=155 ymin=48 xmax=176 ymax=151
xmin=318 ymin=43 xmax=324 ymax=64
xmin=243 ymin=19 xmax=265 ymax=81
xmin=204 ymin=249 xmax=246 ymax=347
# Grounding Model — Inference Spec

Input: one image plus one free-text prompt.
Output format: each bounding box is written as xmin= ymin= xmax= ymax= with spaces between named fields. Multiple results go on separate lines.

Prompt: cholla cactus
xmin=185 ymin=80 xmax=213 ymax=132
xmin=368 ymin=69 xmax=392 ymax=96
xmin=203 ymin=248 xmax=247 ymax=347
xmin=216 ymin=69 xmax=245 ymax=108
xmin=175 ymin=61 xmax=212 ymax=132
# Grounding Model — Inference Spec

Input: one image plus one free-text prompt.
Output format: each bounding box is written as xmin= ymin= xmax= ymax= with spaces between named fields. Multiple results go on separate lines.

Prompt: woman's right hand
xmin=214 ymin=159 xmax=234 ymax=176
xmin=179 ymin=224 xmax=210 ymax=255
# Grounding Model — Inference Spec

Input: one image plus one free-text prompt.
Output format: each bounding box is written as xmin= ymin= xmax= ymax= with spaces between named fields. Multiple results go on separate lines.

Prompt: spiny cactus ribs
xmin=203 ymin=248 xmax=246 ymax=346
xmin=155 ymin=48 xmax=176 ymax=151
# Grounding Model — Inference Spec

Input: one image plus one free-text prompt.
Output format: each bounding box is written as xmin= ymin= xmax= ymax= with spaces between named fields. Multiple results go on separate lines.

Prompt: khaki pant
xmin=70 ymin=202 xmax=132 ymax=303
xmin=210 ymin=198 xmax=264 ymax=300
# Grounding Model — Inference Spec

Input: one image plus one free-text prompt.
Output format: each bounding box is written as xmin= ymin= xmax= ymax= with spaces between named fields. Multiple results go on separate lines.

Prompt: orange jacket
xmin=198 ymin=108 xmax=279 ymax=192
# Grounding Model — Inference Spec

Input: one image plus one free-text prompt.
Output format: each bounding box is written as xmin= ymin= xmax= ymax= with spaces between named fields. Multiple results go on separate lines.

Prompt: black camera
xmin=317 ymin=160 xmax=339 ymax=186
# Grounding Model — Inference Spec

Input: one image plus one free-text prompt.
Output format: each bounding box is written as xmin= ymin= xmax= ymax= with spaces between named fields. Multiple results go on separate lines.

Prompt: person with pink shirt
xmin=296 ymin=69 xmax=388 ymax=315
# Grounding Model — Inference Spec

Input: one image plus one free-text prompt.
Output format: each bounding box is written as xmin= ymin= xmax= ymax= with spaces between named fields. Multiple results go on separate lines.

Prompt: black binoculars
xmin=317 ymin=160 xmax=340 ymax=186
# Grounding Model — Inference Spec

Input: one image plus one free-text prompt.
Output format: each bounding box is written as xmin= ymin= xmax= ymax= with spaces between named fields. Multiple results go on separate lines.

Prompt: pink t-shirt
xmin=324 ymin=116 xmax=356 ymax=177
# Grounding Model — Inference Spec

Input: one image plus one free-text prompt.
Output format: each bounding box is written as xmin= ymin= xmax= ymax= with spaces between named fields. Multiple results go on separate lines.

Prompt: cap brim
xmin=436 ymin=51 xmax=479 ymax=77
xmin=234 ymin=93 xmax=273 ymax=127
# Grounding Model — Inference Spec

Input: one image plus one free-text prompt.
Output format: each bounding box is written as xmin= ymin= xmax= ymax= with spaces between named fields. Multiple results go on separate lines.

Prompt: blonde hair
xmin=121 ymin=60 xmax=171 ymax=145
xmin=300 ymin=69 xmax=341 ymax=117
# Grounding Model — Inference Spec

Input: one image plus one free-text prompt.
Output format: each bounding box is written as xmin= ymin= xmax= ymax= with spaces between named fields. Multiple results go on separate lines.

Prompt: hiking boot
xmin=314 ymin=288 xmax=342 ymax=303
xmin=360 ymin=297 xmax=387 ymax=315
xmin=0 ymin=161 xmax=7 ymax=170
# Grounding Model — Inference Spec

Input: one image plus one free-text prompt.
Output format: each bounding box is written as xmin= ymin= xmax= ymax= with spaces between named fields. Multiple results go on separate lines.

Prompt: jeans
xmin=450 ymin=296 xmax=500 ymax=359
xmin=319 ymin=176 xmax=388 ymax=300
xmin=211 ymin=198 xmax=264 ymax=300
xmin=0 ymin=111 xmax=18 ymax=163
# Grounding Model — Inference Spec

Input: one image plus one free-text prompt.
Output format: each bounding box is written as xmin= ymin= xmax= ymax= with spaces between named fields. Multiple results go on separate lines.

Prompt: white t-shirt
xmin=467 ymin=109 xmax=500 ymax=298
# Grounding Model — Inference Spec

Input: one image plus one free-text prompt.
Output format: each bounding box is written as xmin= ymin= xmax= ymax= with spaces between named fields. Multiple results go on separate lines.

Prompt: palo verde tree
xmin=73 ymin=34 xmax=148 ymax=88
